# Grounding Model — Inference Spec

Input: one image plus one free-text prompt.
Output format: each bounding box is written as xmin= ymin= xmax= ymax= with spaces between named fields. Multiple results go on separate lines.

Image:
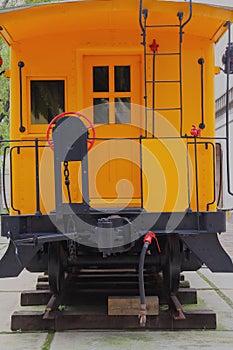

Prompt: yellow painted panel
xmin=142 ymin=138 xmax=190 ymax=213
xmin=88 ymin=138 xmax=141 ymax=207
xmin=10 ymin=142 xmax=54 ymax=215
xmin=142 ymin=137 xmax=216 ymax=213
xmin=189 ymin=142 xmax=216 ymax=212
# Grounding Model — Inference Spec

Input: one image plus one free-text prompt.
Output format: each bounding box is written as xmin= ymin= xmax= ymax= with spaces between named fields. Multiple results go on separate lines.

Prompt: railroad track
xmin=11 ymin=269 xmax=216 ymax=331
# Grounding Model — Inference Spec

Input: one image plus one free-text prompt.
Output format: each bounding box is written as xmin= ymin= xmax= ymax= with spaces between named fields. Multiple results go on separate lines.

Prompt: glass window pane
xmin=94 ymin=98 xmax=109 ymax=124
xmin=114 ymin=66 xmax=130 ymax=92
xmin=115 ymin=97 xmax=131 ymax=124
xmin=31 ymin=80 xmax=64 ymax=124
xmin=93 ymin=66 xmax=109 ymax=92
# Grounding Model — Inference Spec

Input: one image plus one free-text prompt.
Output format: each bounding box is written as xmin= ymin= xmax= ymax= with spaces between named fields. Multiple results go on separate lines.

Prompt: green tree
xmin=0 ymin=38 xmax=9 ymax=141
xmin=24 ymin=0 xmax=55 ymax=3
xmin=0 ymin=34 xmax=9 ymax=212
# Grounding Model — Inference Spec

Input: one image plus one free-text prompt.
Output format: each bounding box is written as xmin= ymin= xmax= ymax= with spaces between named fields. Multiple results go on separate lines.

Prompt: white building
xmin=215 ymin=87 xmax=233 ymax=210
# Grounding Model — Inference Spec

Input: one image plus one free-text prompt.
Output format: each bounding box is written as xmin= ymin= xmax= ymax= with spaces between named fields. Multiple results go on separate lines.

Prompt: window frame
xmin=27 ymin=76 xmax=67 ymax=134
xmin=92 ymin=64 xmax=132 ymax=124
xmin=82 ymin=53 xmax=142 ymax=126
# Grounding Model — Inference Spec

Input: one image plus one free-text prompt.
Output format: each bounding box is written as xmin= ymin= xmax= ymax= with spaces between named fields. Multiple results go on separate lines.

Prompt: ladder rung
xmin=146 ymin=107 xmax=181 ymax=111
xmin=146 ymin=80 xmax=180 ymax=84
xmin=145 ymin=24 xmax=180 ymax=28
xmin=146 ymin=52 xmax=180 ymax=56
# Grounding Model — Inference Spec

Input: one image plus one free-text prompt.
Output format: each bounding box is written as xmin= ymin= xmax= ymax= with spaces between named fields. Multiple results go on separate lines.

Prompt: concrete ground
xmin=0 ymin=223 xmax=233 ymax=349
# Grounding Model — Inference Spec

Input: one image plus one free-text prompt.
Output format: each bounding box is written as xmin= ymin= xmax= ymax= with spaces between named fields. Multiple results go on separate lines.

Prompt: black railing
xmin=0 ymin=139 xmax=47 ymax=215
xmin=0 ymin=133 xmax=229 ymax=220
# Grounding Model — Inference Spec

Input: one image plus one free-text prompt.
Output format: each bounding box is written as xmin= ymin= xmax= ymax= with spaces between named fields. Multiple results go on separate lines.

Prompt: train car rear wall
xmin=1 ymin=0 xmax=232 ymax=215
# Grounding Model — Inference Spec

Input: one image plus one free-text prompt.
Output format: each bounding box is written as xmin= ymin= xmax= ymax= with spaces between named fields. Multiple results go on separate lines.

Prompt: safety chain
xmin=68 ymin=239 xmax=78 ymax=262
xmin=67 ymin=215 xmax=78 ymax=262
xmin=63 ymin=161 xmax=72 ymax=203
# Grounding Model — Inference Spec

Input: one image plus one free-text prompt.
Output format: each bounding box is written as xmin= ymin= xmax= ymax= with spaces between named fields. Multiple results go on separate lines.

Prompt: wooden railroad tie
xmin=108 ymin=296 xmax=159 ymax=316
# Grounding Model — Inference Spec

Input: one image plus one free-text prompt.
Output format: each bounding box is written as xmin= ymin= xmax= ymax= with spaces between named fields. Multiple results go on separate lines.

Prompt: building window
xmin=31 ymin=80 xmax=65 ymax=124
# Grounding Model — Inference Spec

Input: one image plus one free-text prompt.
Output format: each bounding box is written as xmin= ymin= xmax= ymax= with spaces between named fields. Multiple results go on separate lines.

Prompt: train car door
xmin=83 ymin=55 xmax=142 ymax=208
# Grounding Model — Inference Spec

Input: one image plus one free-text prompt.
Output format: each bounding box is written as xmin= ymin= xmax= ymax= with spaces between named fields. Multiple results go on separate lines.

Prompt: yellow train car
xmin=0 ymin=0 xmax=233 ymax=318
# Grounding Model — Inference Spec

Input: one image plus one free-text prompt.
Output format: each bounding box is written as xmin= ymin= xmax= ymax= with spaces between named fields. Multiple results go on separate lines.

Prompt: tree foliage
xmin=0 ymin=0 xmax=56 ymax=141
xmin=0 ymin=0 xmax=11 ymax=141
xmin=0 ymin=38 xmax=9 ymax=141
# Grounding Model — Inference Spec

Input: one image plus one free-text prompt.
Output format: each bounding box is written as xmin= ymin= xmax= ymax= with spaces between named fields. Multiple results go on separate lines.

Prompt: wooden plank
xmin=37 ymin=275 xmax=49 ymax=283
xmin=21 ymin=290 xmax=52 ymax=306
xmin=56 ymin=310 xmax=216 ymax=330
xmin=177 ymin=288 xmax=197 ymax=305
xmin=11 ymin=311 xmax=54 ymax=331
xmin=11 ymin=310 xmax=216 ymax=331
xmin=36 ymin=282 xmax=50 ymax=290
xmin=20 ymin=288 xmax=197 ymax=307
xmin=179 ymin=280 xmax=190 ymax=288
xmin=108 ymin=296 xmax=159 ymax=315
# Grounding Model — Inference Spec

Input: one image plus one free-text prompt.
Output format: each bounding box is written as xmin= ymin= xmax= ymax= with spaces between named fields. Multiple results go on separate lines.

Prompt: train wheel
xmin=48 ymin=242 xmax=65 ymax=296
xmin=162 ymin=235 xmax=181 ymax=296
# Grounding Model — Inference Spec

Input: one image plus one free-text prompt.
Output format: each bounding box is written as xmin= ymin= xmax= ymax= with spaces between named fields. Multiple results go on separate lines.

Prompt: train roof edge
xmin=0 ymin=1 xmax=233 ymax=45
xmin=0 ymin=0 xmax=233 ymax=13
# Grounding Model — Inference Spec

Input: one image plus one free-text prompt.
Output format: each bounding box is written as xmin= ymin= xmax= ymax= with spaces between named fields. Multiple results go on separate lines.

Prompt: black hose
xmin=139 ymin=241 xmax=149 ymax=306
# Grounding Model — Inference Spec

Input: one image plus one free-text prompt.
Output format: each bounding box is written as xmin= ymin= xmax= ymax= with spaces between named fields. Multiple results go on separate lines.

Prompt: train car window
xmin=114 ymin=66 xmax=130 ymax=92
xmin=93 ymin=98 xmax=109 ymax=124
xmin=91 ymin=65 xmax=131 ymax=124
xmin=115 ymin=97 xmax=131 ymax=124
xmin=31 ymin=80 xmax=65 ymax=124
xmin=93 ymin=66 xmax=109 ymax=92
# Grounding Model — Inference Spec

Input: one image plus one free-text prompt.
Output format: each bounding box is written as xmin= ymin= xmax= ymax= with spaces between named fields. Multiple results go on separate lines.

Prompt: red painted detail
xmin=144 ymin=231 xmax=161 ymax=253
xmin=149 ymin=39 xmax=159 ymax=53
xmin=190 ymin=125 xmax=201 ymax=137
xmin=46 ymin=111 xmax=96 ymax=151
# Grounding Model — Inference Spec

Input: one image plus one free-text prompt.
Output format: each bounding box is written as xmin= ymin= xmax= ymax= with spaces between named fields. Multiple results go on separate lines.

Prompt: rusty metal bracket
xmin=170 ymin=295 xmax=186 ymax=320
xmin=43 ymin=294 xmax=62 ymax=320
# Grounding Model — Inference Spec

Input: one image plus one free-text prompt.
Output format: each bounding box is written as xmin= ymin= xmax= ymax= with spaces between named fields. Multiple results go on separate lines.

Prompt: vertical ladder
xmin=139 ymin=0 xmax=193 ymax=137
